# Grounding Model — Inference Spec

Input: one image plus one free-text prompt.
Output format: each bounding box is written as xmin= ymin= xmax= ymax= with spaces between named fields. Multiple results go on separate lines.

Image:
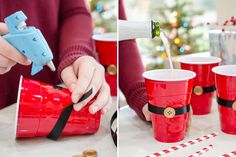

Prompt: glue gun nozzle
xmin=47 ymin=61 xmax=56 ymax=72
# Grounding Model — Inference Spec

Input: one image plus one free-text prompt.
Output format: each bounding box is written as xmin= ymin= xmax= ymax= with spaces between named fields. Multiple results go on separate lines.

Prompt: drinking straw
xmin=218 ymin=151 xmax=236 ymax=157
xmin=146 ymin=132 xmax=218 ymax=157
xmin=187 ymin=144 xmax=213 ymax=157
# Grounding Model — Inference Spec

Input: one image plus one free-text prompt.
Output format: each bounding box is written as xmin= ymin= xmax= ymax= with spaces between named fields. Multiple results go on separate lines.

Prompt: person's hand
xmin=142 ymin=104 xmax=151 ymax=121
xmin=61 ymin=56 xmax=112 ymax=114
xmin=0 ymin=23 xmax=31 ymax=74
xmin=142 ymin=104 xmax=193 ymax=130
xmin=187 ymin=107 xmax=193 ymax=132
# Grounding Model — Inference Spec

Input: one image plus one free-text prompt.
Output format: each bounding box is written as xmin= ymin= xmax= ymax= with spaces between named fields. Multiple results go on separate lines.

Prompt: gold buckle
xmin=193 ymin=86 xmax=203 ymax=96
xmin=233 ymin=101 xmax=236 ymax=111
xmin=164 ymin=107 xmax=176 ymax=118
xmin=107 ymin=64 xmax=117 ymax=75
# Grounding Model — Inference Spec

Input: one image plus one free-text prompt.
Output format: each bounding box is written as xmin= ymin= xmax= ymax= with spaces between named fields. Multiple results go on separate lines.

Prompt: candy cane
xmin=218 ymin=151 xmax=236 ymax=157
xmin=146 ymin=132 xmax=218 ymax=157
xmin=187 ymin=144 xmax=213 ymax=157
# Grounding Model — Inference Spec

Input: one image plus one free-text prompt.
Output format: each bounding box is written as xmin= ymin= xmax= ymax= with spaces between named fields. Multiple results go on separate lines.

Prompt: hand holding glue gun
xmin=1 ymin=11 xmax=55 ymax=75
xmin=0 ymin=22 xmax=31 ymax=74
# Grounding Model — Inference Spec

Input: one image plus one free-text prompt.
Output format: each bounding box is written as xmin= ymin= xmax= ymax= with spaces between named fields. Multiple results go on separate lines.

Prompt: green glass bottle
xmin=151 ymin=20 xmax=161 ymax=38
xmin=119 ymin=20 xmax=160 ymax=41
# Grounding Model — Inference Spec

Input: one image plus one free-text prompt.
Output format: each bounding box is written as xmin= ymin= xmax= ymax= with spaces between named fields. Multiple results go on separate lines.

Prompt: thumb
xmin=0 ymin=23 xmax=8 ymax=35
xmin=142 ymin=104 xmax=151 ymax=121
xmin=61 ymin=66 xmax=78 ymax=92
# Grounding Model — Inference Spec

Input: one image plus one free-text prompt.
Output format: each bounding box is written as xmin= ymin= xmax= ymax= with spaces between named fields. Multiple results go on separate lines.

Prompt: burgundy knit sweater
xmin=119 ymin=0 xmax=148 ymax=120
xmin=0 ymin=0 xmax=96 ymax=109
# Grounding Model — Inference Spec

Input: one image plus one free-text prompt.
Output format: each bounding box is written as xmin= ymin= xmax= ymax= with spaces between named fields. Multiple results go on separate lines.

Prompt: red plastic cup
xmin=15 ymin=76 xmax=101 ymax=138
xmin=143 ymin=69 xmax=196 ymax=143
xmin=212 ymin=65 xmax=236 ymax=134
xmin=178 ymin=56 xmax=221 ymax=115
xmin=93 ymin=33 xmax=117 ymax=96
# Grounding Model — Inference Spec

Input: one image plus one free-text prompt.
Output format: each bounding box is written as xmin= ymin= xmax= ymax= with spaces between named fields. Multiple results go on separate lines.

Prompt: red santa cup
xmin=15 ymin=76 xmax=101 ymax=138
xmin=212 ymin=65 xmax=236 ymax=134
xmin=143 ymin=69 xmax=196 ymax=143
xmin=178 ymin=56 xmax=221 ymax=115
xmin=92 ymin=33 xmax=117 ymax=96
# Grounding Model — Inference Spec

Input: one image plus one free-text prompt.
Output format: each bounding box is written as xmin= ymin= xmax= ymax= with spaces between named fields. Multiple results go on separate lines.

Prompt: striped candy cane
xmin=218 ymin=151 xmax=236 ymax=157
xmin=146 ymin=132 xmax=218 ymax=157
xmin=187 ymin=144 xmax=213 ymax=157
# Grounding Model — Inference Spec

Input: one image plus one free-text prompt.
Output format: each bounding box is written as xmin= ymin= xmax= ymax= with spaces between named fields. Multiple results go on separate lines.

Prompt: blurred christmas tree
xmin=89 ymin=0 xmax=117 ymax=34
xmin=144 ymin=0 xmax=208 ymax=70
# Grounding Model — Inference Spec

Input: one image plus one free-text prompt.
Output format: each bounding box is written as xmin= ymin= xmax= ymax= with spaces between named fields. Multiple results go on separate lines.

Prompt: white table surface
xmin=119 ymin=98 xmax=236 ymax=157
xmin=0 ymin=97 xmax=117 ymax=157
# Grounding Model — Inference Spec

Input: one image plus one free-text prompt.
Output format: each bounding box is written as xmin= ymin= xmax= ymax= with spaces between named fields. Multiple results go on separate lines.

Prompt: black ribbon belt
xmin=110 ymin=111 xmax=117 ymax=146
xmin=193 ymin=85 xmax=216 ymax=96
xmin=47 ymin=88 xmax=93 ymax=140
xmin=148 ymin=103 xmax=190 ymax=118
xmin=217 ymin=97 xmax=236 ymax=110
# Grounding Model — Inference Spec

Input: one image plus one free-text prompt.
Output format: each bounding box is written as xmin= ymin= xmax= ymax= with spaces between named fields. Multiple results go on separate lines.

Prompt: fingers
xmin=0 ymin=36 xmax=31 ymax=65
xmin=187 ymin=106 xmax=193 ymax=133
xmin=71 ymin=56 xmax=96 ymax=103
xmin=61 ymin=66 xmax=77 ymax=92
xmin=101 ymin=97 xmax=112 ymax=115
xmin=0 ymin=54 xmax=17 ymax=75
xmin=0 ymin=23 xmax=8 ymax=35
xmin=142 ymin=104 xmax=151 ymax=121
xmin=0 ymin=54 xmax=16 ymax=67
xmin=88 ymin=82 xmax=111 ymax=114
xmin=0 ymin=67 xmax=11 ymax=74
xmin=73 ymin=63 xmax=105 ymax=111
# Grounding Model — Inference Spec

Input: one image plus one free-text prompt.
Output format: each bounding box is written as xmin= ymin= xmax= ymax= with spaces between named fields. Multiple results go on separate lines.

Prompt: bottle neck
xmin=119 ymin=20 xmax=160 ymax=41
xmin=151 ymin=20 xmax=160 ymax=38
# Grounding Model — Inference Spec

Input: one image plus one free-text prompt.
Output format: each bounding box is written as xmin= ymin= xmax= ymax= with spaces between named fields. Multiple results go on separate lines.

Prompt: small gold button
xmin=107 ymin=64 xmax=117 ymax=75
xmin=232 ymin=101 xmax=236 ymax=111
xmin=193 ymin=86 xmax=203 ymax=96
xmin=164 ymin=107 xmax=176 ymax=118
xmin=83 ymin=149 xmax=97 ymax=157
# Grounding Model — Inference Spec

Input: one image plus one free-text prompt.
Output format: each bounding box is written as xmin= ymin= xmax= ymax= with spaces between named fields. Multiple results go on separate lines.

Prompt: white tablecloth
xmin=0 ymin=97 xmax=117 ymax=157
xmin=119 ymin=98 xmax=236 ymax=157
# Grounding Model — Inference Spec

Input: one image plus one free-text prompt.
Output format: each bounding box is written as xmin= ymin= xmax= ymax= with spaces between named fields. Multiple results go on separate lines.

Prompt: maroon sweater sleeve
xmin=57 ymin=0 xmax=97 ymax=80
xmin=119 ymin=0 xmax=148 ymax=120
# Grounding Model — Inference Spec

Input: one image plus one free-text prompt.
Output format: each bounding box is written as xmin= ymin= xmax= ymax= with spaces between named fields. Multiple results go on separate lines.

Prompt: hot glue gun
xmin=3 ymin=11 xmax=56 ymax=75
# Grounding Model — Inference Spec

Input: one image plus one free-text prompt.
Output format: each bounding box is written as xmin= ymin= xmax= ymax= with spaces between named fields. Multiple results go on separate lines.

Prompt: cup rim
xmin=92 ymin=32 xmax=117 ymax=42
xmin=177 ymin=56 xmax=222 ymax=65
xmin=212 ymin=65 xmax=236 ymax=77
xmin=143 ymin=69 xmax=196 ymax=82
xmin=14 ymin=75 xmax=23 ymax=138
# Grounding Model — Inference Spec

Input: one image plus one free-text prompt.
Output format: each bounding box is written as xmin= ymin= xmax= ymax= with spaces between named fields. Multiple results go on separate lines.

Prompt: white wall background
xmin=216 ymin=0 xmax=236 ymax=24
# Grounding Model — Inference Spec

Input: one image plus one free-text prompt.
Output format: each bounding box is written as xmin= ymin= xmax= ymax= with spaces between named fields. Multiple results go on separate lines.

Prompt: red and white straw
xmin=187 ymin=144 xmax=213 ymax=157
xmin=218 ymin=151 xmax=236 ymax=157
xmin=146 ymin=132 xmax=218 ymax=157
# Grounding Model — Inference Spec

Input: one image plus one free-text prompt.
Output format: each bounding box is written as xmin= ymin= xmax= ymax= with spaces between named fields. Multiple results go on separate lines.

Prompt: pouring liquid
xmin=160 ymin=31 xmax=174 ymax=70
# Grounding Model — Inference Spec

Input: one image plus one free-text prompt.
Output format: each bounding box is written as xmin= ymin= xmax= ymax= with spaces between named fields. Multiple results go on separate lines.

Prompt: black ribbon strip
xmin=148 ymin=103 xmax=190 ymax=115
xmin=202 ymin=85 xmax=216 ymax=93
xmin=217 ymin=97 xmax=235 ymax=109
xmin=193 ymin=85 xmax=216 ymax=94
xmin=53 ymin=85 xmax=63 ymax=90
xmin=110 ymin=111 xmax=117 ymax=147
xmin=47 ymin=88 xmax=93 ymax=140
